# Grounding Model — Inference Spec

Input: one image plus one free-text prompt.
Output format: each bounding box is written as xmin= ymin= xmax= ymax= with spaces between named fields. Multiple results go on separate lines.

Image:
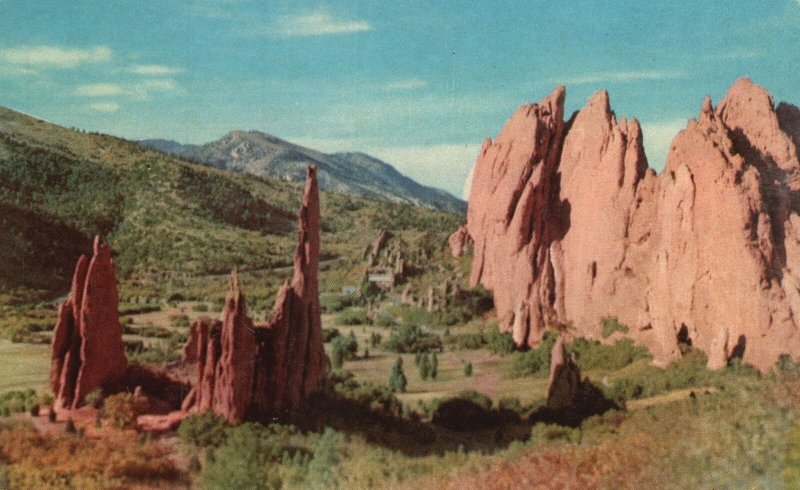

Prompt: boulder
xmin=465 ymin=79 xmax=800 ymax=371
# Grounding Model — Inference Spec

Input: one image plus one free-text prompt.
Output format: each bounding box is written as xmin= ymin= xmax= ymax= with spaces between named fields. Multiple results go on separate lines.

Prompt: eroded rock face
xmin=448 ymin=225 xmax=472 ymax=258
xmin=466 ymin=78 xmax=800 ymax=371
xmin=181 ymin=165 xmax=328 ymax=422
xmin=51 ymin=236 xmax=127 ymax=409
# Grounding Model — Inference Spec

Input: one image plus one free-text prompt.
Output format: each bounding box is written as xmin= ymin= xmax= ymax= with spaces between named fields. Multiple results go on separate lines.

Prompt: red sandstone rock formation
xmin=448 ymin=225 xmax=472 ymax=258
xmin=466 ymin=78 xmax=800 ymax=371
xmin=546 ymin=337 xmax=581 ymax=410
xmin=51 ymin=236 xmax=127 ymax=409
xmin=181 ymin=165 xmax=328 ymax=422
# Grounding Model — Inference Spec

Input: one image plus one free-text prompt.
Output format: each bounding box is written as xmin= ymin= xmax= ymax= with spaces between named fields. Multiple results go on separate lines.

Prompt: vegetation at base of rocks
xmin=0 ymin=418 xmax=182 ymax=488
xmin=569 ymin=338 xmax=651 ymax=371
xmin=443 ymin=328 xmax=514 ymax=354
xmin=601 ymin=317 xmax=629 ymax=338
xmin=384 ymin=324 xmax=442 ymax=353
xmin=102 ymin=392 xmax=150 ymax=429
xmin=508 ymin=332 xmax=558 ymax=378
xmin=321 ymin=327 xmax=340 ymax=343
xmin=0 ymin=389 xmax=40 ymax=417
xmin=178 ymin=412 xmax=231 ymax=448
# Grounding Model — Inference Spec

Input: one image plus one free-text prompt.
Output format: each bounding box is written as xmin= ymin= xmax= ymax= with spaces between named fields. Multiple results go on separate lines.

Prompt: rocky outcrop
xmin=466 ymin=78 xmax=800 ymax=371
xmin=448 ymin=225 xmax=472 ymax=258
xmin=51 ymin=236 xmax=127 ymax=409
xmin=546 ymin=337 xmax=581 ymax=410
xmin=180 ymin=166 xmax=328 ymax=422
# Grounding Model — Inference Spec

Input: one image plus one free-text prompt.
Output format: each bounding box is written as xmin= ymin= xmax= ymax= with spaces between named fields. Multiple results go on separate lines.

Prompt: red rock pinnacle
xmin=181 ymin=165 xmax=328 ymax=422
xmin=51 ymin=236 xmax=127 ymax=409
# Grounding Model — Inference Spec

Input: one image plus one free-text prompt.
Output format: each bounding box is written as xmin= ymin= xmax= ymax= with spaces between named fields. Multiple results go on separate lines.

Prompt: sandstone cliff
xmin=466 ymin=78 xmax=800 ymax=371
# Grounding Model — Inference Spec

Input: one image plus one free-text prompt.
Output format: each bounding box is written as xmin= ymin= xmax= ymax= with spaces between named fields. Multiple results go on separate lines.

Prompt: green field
xmin=0 ymin=339 xmax=50 ymax=392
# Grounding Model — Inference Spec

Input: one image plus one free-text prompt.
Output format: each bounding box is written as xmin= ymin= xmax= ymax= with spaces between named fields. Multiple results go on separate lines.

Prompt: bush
xmin=201 ymin=423 xmax=287 ymax=490
xmin=322 ymin=328 xmax=341 ymax=343
xmin=320 ymin=295 xmax=357 ymax=314
xmin=331 ymin=340 xmax=345 ymax=370
xmin=568 ymin=338 xmax=650 ymax=371
xmin=336 ymin=308 xmax=369 ymax=326
xmin=306 ymin=428 xmax=340 ymax=488
xmin=192 ymin=303 xmax=209 ymax=312
xmin=384 ymin=324 xmax=442 ymax=353
xmin=430 ymin=391 xmax=510 ymax=431
xmin=178 ymin=412 xmax=230 ymax=448
xmin=170 ymin=315 xmax=190 ymax=329
xmin=508 ymin=332 xmax=557 ymax=378
xmin=464 ymin=362 xmax=473 ymax=377
xmin=601 ymin=317 xmax=629 ymax=338
xmin=103 ymin=392 xmax=149 ymax=429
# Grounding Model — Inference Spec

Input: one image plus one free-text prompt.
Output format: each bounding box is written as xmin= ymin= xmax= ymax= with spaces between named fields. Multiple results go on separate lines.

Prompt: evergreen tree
xmin=431 ymin=352 xmax=439 ymax=380
xmin=331 ymin=338 xmax=345 ymax=369
xmin=464 ymin=361 xmax=473 ymax=377
xmin=419 ymin=353 xmax=431 ymax=380
xmin=389 ymin=357 xmax=408 ymax=393
xmin=306 ymin=428 xmax=341 ymax=488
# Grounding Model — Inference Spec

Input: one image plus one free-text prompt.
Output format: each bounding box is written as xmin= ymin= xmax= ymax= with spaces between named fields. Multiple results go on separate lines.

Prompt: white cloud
xmin=125 ymin=64 xmax=184 ymax=76
xmin=74 ymin=79 xmax=180 ymax=101
xmin=554 ymin=70 xmax=684 ymax=86
xmin=386 ymin=78 xmax=429 ymax=91
xmin=641 ymin=119 xmax=686 ymax=171
xmin=87 ymin=102 xmax=120 ymax=113
xmin=276 ymin=8 xmax=371 ymax=37
xmin=0 ymin=66 xmax=38 ymax=77
xmin=0 ymin=45 xmax=111 ymax=68
xmin=74 ymin=83 xmax=124 ymax=97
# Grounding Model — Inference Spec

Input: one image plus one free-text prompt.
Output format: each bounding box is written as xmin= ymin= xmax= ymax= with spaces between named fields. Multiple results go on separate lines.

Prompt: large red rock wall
xmin=466 ymin=78 xmax=800 ymax=371
xmin=50 ymin=236 xmax=127 ymax=409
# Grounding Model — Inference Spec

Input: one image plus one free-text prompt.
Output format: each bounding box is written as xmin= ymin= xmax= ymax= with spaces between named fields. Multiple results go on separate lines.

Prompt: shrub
xmin=192 ymin=303 xmax=209 ymax=312
xmin=170 ymin=314 xmax=190 ymax=329
xmin=601 ymin=317 xmax=629 ymax=338
xmin=103 ymin=392 xmax=149 ymax=429
xmin=430 ymin=391 xmax=503 ymax=431
xmin=201 ymin=423 xmax=286 ymax=490
xmin=331 ymin=340 xmax=345 ymax=369
xmin=431 ymin=352 xmax=438 ymax=380
xmin=306 ymin=428 xmax=341 ymax=488
xmin=384 ymin=324 xmax=442 ymax=353
xmin=322 ymin=328 xmax=341 ymax=343
xmin=568 ymin=338 xmax=650 ymax=371
xmin=508 ymin=332 xmax=557 ymax=378
xmin=336 ymin=308 xmax=369 ymax=326
xmin=464 ymin=362 xmax=473 ymax=377
xmin=178 ymin=412 xmax=230 ymax=448
xmin=28 ymin=404 xmax=39 ymax=417
xmin=320 ymin=295 xmax=357 ymax=314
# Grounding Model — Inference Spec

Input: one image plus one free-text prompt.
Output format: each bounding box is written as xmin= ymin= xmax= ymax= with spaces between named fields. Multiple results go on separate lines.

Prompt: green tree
xmin=464 ymin=362 xmax=473 ymax=377
xmin=306 ymin=428 xmax=341 ymax=488
xmin=431 ymin=352 xmax=439 ymax=380
xmin=389 ymin=357 xmax=408 ymax=393
xmin=202 ymin=423 xmax=283 ymax=490
xmin=419 ymin=353 xmax=431 ymax=380
xmin=331 ymin=338 xmax=345 ymax=369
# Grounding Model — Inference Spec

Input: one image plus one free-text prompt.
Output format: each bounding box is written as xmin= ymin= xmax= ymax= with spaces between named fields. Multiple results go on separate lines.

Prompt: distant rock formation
xmin=466 ymin=78 xmax=800 ymax=371
xmin=51 ymin=236 xmax=127 ymax=409
xmin=448 ymin=225 xmax=472 ymax=258
xmin=180 ymin=166 xmax=328 ymax=422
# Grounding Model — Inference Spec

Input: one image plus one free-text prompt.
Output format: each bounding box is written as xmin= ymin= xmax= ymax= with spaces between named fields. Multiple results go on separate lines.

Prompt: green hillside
xmin=0 ymin=107 xmax=464 ymax=302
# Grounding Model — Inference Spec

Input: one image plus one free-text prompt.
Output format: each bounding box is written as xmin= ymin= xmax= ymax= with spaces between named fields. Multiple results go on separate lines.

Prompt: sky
xmin=1 ymin=1 xmax=799 ymax=198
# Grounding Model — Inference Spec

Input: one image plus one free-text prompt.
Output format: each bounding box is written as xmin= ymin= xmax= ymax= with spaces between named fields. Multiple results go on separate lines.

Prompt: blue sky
xmin=1 ymin=1 xmax=799 ymax=197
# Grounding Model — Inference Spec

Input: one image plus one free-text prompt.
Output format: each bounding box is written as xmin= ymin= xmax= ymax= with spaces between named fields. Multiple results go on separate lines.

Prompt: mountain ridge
xmin=140 ymin=131 xmax=466 ymax=213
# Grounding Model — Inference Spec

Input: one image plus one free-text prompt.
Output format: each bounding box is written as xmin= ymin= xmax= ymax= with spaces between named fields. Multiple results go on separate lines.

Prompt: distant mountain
xmin=139 ymin=131 xmax=466 ymax=213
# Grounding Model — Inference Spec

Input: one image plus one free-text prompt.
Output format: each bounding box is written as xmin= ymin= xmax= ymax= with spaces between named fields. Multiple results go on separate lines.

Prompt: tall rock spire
xmin=51 ymin=236 xmax=127 ymax=409
xmin=181 ymin=165 xmax=328 ymax=422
